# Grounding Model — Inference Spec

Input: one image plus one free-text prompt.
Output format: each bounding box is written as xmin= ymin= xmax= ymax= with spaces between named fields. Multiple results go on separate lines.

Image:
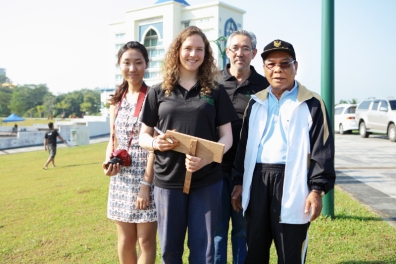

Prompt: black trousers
xmin=244 ymin=164 xmax=310 ymax=264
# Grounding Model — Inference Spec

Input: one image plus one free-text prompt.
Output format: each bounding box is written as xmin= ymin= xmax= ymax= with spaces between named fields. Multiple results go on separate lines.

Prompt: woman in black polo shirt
xmin=139 ymin=26 xmax=237 ymax=263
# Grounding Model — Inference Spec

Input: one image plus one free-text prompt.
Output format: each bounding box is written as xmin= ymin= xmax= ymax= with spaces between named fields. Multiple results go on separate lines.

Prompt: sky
xmin=0 ymin=0 xmax=395 ymax=103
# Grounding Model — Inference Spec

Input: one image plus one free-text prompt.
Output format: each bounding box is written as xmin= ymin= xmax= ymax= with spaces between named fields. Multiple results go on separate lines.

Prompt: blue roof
xmin=2 ymin=113 xmax=25 ymax=122
xmin=155 ymin=0 xmax=190 ymax=6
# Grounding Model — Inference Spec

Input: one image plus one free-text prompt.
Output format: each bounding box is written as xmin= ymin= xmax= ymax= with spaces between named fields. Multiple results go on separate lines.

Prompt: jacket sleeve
xmin=307 ymin=98 xmax=336 ymax=194
xmin=232 ymin=98 xmax=254 ymax=185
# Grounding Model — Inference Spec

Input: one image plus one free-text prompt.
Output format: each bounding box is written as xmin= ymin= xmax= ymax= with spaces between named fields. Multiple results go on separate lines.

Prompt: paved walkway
xmin=0 ymin=136 xmax=109 ymax=155
xmin=335 ymin=133 xmax=396 ymax=228
xmin=1 ymin=133 xmax=395 ymax=228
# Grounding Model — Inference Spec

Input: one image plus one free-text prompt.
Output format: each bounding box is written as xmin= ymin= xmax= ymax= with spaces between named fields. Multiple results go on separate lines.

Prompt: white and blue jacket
xmin=232 ymin=82 xmax=336 ymax=224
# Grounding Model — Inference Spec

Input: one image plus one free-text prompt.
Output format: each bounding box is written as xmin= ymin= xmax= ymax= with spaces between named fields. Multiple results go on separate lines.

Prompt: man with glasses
xmin=214 ymin=30 xmax=269 ymax=264
xmin=231 ymin=39 xmax=335 ymax=263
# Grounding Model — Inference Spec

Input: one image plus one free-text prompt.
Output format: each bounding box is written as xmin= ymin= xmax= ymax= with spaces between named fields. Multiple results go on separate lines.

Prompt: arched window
xmin=143 ymin=28 xmax=164 ymax=81
xmin=144 ymin=29 xmax=162 ymax=47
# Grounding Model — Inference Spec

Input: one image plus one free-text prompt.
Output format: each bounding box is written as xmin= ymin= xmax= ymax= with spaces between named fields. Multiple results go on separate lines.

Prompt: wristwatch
xmin=311 ymin=189 xmax=325 ymax=197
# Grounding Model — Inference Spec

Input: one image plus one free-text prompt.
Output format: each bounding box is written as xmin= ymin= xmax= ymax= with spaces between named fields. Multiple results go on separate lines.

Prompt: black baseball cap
xmin=261 ymin=39 xmax=296 ymax=61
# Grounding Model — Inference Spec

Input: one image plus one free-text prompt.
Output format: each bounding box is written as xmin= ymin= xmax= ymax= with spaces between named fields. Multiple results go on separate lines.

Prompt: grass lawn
xmin=1 ymin=142 xmax=396 ymax=263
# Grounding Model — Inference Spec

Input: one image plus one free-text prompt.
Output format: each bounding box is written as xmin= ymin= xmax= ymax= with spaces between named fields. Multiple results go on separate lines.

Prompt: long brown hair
xmin=109 ymin=41 xmax=149 ymax=105
xmin=161 ymin=26 xmax=220 ymax=96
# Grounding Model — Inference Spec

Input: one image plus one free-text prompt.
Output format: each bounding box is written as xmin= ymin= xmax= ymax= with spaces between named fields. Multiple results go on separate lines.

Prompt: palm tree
xmin=336 ymin=99 xmax=348 ymax=106
xmin=26 ymin=108 xmax=36 ymax=118
xmin=36 ymin=105 xmax=44 ymax=118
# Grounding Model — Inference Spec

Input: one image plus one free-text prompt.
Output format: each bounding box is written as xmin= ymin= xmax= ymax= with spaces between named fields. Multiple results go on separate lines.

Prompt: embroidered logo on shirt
xmin=201 ymin=96 xmax=214 ymax=105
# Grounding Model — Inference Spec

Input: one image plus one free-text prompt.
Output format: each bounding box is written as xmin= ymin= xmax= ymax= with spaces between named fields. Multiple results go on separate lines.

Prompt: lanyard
xmin=111 ymin=84 xmax=147 ymax=152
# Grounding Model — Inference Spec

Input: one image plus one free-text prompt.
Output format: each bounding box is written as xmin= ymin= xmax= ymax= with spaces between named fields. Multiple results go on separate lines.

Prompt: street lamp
xmin=213 ymin=36 xmax=228 ymax=70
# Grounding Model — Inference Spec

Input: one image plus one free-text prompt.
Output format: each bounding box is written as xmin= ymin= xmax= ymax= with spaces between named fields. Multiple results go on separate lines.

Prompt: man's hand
xmin=304 ymin=191 xmax=323 ymax=222
xmin=231 ymin=185 xmax=243 ymax=212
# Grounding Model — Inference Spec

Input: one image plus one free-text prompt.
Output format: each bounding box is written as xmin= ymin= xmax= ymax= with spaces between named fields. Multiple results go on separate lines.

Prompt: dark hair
xmin=161 ymin=26 xmax=220 ymax=96
xmin=109 ymin=41 xmax=149 ymax=105
xmin=48 ymin=122 xmax=54 ymax=129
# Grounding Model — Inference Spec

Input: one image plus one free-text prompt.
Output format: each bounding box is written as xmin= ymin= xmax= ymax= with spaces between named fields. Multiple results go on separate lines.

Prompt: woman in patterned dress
xmin=102 ymin=41 xmax=157 ymax=264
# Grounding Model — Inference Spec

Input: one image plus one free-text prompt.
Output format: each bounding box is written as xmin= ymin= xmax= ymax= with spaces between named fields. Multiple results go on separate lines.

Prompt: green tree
xmin=336 ymin=99 xmax=348 ymax=106
xmin=43 ymin=93 xmax=57 ymax=118
xmin=349 ymin=98 xmax=358 ymax=104
xmin=25 ymin=84 xmax=49 ymax=111
xmin=62 ymin=91 xmax=84 ymax=117
xmin=36 ymin=105 xmax=44 ymax=118
xmin=0 ymin=74 xmax=10 ymax=84
xmin=103 ymin=102 xmax=110 ymax=109
xmin=55 ymin=100 xmax=71 ymax=118
xmin=26 ymin=108 xmax=36 ymax=118
xmin=80 ymin=90 xmax=100 ymax=114
xmin=80 ymin=102 xmax=92 ymax=114
xmin=0 ymin=87 xmax=13 ymax=116
xmin=8 ymin=87 xmax=30 ymax=115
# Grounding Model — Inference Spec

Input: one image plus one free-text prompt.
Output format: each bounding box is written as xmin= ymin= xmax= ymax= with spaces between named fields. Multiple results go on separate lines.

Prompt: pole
xmin=214 ymin=36 xmax=227 ymax=70
xmin=321 ymin=0 xmax=335 ymax=218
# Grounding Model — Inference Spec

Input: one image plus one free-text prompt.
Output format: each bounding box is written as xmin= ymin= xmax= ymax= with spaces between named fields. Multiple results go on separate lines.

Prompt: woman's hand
xmin=137 ymin=184 xmax=151 ymax=210
xmin=102 ymin=161 xmax=121 ymax=176
xmin=154 ymin=133 xmax=179 ymax=152
xmin=185 ymin=154 xmax=211 ymax=172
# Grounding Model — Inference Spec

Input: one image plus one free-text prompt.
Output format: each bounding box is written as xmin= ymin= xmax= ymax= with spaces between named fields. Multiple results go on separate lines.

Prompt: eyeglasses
xmin=228 ymin=46 xmax=252 ymax=55
xmin=265 ymin=60 xmax=296 ymax=71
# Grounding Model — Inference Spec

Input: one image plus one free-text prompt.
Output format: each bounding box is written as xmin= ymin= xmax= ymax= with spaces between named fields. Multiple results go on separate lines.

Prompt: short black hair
xmin=48 ymin=122 xmax=54 ymax=129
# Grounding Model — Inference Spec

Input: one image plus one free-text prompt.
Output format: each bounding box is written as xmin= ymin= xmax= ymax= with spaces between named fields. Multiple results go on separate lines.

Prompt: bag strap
xmin=111 ymin=83 xmax=148 ymax=152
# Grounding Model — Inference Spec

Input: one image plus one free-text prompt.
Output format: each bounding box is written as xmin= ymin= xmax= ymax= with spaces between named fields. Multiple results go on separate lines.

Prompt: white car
xmin=355 ymin=98 xmax=396 ymax=142
xmin=334 ymin=104 xmax=358 ymax=134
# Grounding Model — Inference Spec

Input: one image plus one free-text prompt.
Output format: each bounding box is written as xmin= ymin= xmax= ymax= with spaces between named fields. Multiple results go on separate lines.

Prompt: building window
xmin=197 ymin=18 xmax=210 ymax=24
xmin=115 ymin=74 xmax=123 ymax=82
xmin=144 ymin=71 xmax=160 ymax=79
xmin=149 ymin=61 xmax=161 ymax=68
xmin=144 ymin=29 xmax=163 ymax=47
xmin=115 ymin=43 xmax=123 ymax=50
xmin=115 ymin=33 xmax=125 ymax=39
xmin=143 ymin=28 xmax=165 ymax=77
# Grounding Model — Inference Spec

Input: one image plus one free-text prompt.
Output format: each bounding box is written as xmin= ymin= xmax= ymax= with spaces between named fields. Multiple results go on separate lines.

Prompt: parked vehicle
xmin=334 ymin=104 xmax=358 ymax=134
xmin=355 ymin=97 xmax=396 ymax=142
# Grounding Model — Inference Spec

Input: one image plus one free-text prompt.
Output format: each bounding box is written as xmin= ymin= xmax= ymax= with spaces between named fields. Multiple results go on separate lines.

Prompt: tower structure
xmin=108 ymin=0 xmax=245 ymax=88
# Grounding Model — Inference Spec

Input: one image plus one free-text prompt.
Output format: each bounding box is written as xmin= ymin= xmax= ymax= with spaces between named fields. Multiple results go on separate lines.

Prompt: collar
xmin=252 ymin=80 xmax=330 ymax=145
xmin=221 ymin=64 xmax=262 ymax=85
xmin=268 ymin=81 xmax=298 ymax=101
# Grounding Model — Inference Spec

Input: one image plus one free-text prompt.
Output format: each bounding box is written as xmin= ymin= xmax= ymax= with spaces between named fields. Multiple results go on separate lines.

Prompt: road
xmin=335 ymin=133 xmax=396 ymax=228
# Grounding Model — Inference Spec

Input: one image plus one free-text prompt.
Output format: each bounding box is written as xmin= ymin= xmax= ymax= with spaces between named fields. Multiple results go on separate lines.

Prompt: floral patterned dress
xmin=107 ymin=97 xmax=157 ymax=223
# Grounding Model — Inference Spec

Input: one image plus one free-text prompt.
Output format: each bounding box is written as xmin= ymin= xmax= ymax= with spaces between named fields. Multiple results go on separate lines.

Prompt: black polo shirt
xmin=221 ymin=64 xmax=269 ymax=172
xmin=141 ymin=81 xmax=238 ymax=189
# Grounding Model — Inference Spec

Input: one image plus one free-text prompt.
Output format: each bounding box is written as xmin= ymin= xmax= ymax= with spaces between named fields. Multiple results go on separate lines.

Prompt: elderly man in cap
xmin=231 ymin=39 xmax=336 ymax=263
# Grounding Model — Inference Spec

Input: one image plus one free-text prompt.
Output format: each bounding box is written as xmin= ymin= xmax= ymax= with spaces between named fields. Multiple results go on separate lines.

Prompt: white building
xmin=103 ymin=0 xmax=245 ymax=111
